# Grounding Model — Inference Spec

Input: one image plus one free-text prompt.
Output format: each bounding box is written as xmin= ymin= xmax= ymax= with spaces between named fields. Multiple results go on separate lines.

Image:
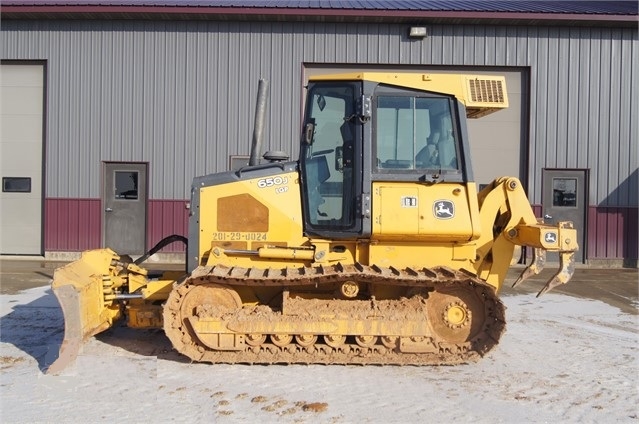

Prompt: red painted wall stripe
xmin=45 ymin=198 xmax=188 ymax=253
xmin=45 ymin=198 xmax=637 ymax=259
xmin=626 ymin=208 xmax=639 ymax=259
xmin=147 ymin=199 xmax=189 ymax=252
xmin=588 ymin=206 xmax=638 ymax=259
xmin=44 ymin=198 xmax=101 ymax=251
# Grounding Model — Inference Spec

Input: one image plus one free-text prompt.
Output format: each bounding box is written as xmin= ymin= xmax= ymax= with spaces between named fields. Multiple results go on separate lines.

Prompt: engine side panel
xmin=195 ymin=168 xmax=309 ymax=267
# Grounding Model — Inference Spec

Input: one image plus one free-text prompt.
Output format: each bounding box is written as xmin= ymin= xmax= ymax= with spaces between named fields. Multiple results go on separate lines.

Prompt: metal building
xmin=0 ymin=1 xmax=637 ymax=266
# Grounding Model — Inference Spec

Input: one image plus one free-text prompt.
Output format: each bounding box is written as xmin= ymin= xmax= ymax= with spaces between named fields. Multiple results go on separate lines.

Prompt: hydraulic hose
xmin=134 ymin=234 xmax=188 ymax=267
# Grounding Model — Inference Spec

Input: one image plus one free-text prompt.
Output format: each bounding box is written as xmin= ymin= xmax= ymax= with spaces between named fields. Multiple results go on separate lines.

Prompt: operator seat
xmin=437 ymin=117 xmax=457 ymax=169
xmin=305 ymin=154 xmax=330 ymax=223
xmin=415 ymin=131 xmax=440 ymax=167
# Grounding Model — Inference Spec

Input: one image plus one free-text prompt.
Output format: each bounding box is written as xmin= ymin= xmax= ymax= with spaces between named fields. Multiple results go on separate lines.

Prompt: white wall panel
xmin=0 ymin=63 xmax=44 ymax=254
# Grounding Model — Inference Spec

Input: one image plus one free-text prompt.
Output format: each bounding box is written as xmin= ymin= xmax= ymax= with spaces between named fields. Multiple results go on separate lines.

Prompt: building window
xmin=2 ymin=177 xmax=31 ymax=193
xmin=229 ymin=155 xmax=250 ymax=171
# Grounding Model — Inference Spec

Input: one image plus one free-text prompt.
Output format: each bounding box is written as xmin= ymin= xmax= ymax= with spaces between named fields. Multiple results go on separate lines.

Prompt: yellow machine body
xmin=198 ymin=170 xmax=310 ymax=267
xmin=371 ymin=182 xmax=480 ymax=241
xmin=311 ymin=72 xmax=509 ymax=118
xmin=49 ymin=72 xmax=578 ymax=372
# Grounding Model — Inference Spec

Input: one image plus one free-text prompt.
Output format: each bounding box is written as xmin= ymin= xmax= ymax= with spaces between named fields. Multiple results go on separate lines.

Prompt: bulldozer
xmin=48 ymin=72 xmax=578 ymax=373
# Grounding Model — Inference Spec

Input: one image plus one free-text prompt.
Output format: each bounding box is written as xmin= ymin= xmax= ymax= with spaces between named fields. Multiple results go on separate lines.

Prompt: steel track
xmin=163 ymin=263 xmax=506 ymax=366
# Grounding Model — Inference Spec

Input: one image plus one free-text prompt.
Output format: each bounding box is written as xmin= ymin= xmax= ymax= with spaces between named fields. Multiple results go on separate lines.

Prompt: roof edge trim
xmin=2 ymin=6 xmax=638 ymax=23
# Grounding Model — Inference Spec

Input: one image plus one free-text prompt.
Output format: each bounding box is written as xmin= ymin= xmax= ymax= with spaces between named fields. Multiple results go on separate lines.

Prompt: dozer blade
xmin=48 ymin=249 xmax=124 ymax=374
xmin=536 ymin=251 xmax=576 ymax=297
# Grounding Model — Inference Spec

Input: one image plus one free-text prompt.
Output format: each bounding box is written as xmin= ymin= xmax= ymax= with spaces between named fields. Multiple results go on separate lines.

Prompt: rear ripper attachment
xmin=163 ymin=264 xmax=506 ymax=366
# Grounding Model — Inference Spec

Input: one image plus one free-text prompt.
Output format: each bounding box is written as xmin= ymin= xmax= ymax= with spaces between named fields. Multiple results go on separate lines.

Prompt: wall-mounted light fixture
xmin=408 ymin=26 xmax=428 ymax=39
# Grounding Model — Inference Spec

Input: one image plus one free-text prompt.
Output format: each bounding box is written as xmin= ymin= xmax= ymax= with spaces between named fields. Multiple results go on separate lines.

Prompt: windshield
xmin=375 ymin=96 xmax=459 ymax=171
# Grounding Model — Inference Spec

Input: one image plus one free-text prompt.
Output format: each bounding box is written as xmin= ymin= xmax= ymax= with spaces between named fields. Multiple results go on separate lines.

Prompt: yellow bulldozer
xmin=49 ymin=72 xmax=578 ymax=373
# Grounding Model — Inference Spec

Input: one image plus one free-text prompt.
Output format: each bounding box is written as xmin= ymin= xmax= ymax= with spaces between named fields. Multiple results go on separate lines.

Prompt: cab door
xmin=300 ymin=81 xmax=362 ymax=238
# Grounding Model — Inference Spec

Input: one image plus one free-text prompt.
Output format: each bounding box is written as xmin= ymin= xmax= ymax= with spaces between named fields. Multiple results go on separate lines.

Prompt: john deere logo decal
xmin=434 ymin=200 xmax=454 ymax=219
xmin=544 ymin=232 xmax=557 ymax=243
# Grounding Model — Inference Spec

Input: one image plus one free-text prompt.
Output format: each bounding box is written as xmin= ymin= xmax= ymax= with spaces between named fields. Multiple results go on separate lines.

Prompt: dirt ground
xmin=500 ymin=267 xmax=638 ymax=315
xmin=1 ymin=269 xmax=637 ymax=423
xmin=0 ymin=259 xmax=186 ymax=294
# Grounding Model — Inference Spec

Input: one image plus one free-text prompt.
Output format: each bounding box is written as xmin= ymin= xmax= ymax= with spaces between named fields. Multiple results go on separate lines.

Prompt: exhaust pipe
xmin=249 ymin=79 xmax=270 ymax=166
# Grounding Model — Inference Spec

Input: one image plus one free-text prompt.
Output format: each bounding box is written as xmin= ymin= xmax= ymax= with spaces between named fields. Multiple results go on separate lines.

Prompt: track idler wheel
xmin=246 ymin=334 xmax=267 ymax=347
xmin=295 ymin=334 xmax=318 ymax=347
xmin=324 ymin=334 xmax=346 ymax=348
xmin=355 ymin=335 xmax=378 ymax=347
xmin=163 ymin=282 xmax=242 ymax=359
xmin=381 ymin=336 xmax=398 ymax=349
xmin=271 ymin=334 xmax=293 ymax=347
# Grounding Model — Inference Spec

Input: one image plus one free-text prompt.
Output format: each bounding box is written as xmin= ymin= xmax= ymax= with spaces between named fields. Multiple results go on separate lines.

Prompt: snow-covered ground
xmin=1 ymin=285 xmax=637 ymax=423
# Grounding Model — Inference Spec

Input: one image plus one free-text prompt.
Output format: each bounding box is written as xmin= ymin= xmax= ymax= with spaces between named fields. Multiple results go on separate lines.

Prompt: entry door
xmin=103 ymin=163 xmax=147 ymax=255
xmin=0 ymin=63 xmax=44 ymax=255
xmin=542 ymin=169 xmax=588 ymax=263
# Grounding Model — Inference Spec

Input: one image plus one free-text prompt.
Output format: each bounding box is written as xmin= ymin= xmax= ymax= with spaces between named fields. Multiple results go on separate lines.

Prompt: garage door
xmin=0 ymin=63 xmax=45 ymax=255
xmin=303 ymin=65 xmax=526 ymax=187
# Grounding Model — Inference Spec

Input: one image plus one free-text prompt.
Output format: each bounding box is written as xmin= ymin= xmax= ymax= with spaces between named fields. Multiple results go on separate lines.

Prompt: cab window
xmin=375 ymin=96 xmax=459 ymax=171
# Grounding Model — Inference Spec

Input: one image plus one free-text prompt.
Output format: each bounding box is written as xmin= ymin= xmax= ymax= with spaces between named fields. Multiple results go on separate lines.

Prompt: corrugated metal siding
xmin=588 ymin=206 xmax=638 ymax=259
xmin=148 ymin=199 xmax=188 ymax=252
xmin=1 ymin=20 xmax=637 ymax=207
xmin=44 ymin=198 xmax=101 ymax=250
xmin=45 ymin=198 xmax=188 ymax=251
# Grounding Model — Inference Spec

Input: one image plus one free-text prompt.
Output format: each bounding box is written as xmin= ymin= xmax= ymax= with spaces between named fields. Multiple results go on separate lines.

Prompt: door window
xmin=114 ymin=171 xmax=139 ymax=200
xmin=552 ymin=178 xmax=577 ymax=207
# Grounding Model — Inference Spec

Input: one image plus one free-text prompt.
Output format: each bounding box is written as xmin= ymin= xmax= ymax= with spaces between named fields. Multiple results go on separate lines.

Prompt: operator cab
xmin=300 ymin=75 xmax=472 ymax=239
